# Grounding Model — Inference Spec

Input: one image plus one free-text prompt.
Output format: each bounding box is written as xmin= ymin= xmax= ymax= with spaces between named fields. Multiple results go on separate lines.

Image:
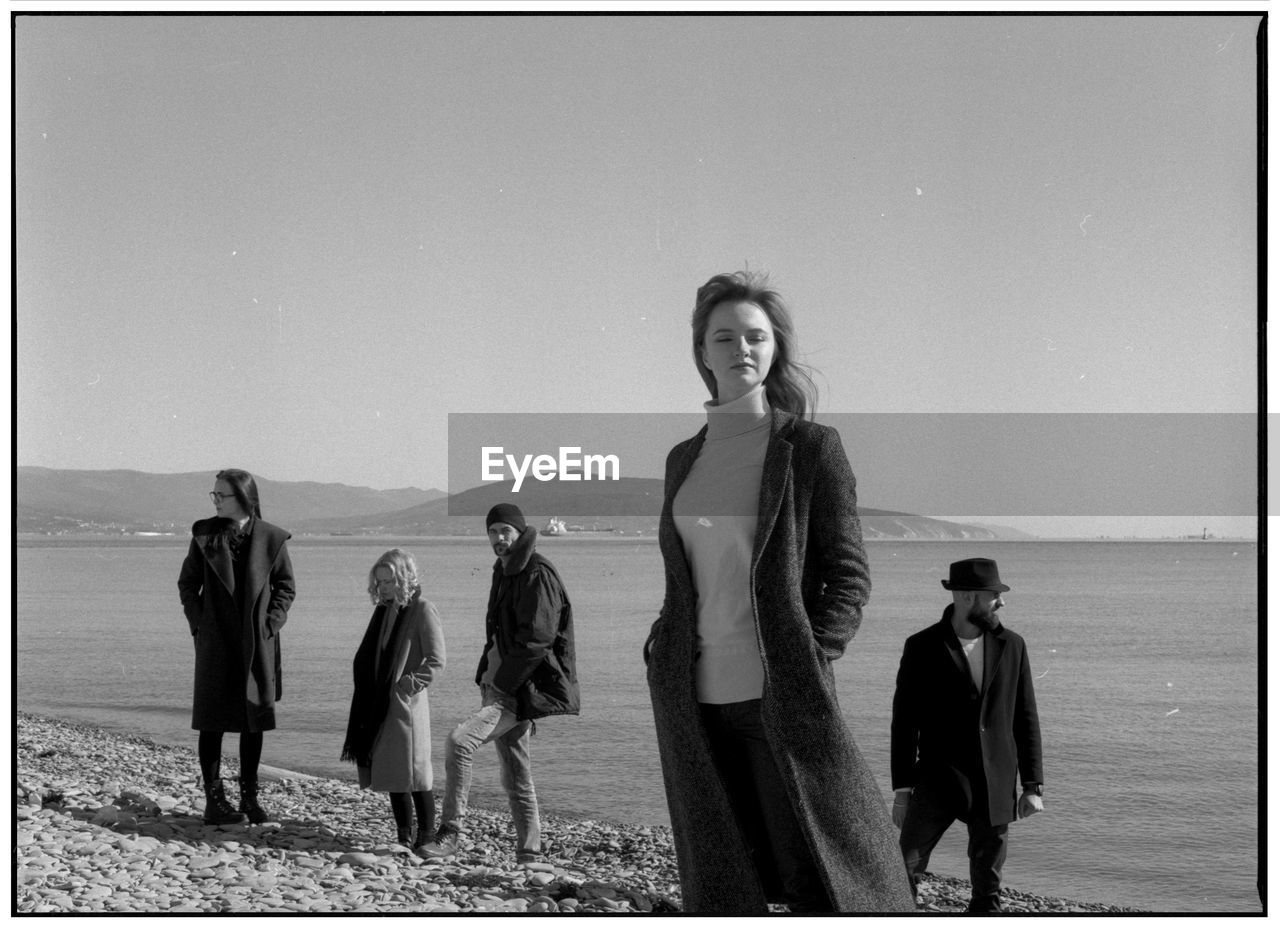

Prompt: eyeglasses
xmin=209 ymin=492 xmax=236 ymax=503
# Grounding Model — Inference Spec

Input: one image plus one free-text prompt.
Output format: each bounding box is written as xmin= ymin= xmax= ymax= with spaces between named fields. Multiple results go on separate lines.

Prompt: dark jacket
xmin=645 ymin=409 xmax=914 ymax=913
xmin=890 ymin=605 xmax=1044 ymax=826
xmin=475 ymin=525 xmax=579 ymax=721
xmin=178 ymin=516 xmax=296 ymax=732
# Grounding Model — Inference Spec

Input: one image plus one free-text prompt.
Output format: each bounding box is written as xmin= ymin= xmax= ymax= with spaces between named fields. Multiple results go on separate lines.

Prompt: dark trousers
xmin=899 ymin=783 xmax=1009 ymax=913
xmin=699 ymin=699 xmax=831 ymax=913
xmin=197 ymin=730 xmax=263 ymax=784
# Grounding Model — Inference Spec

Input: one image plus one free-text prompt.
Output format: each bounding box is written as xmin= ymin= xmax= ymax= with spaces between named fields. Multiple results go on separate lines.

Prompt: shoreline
xmin=16 ymin=712 xmax=1144 ymax=914
xmin=17 ymin=533 xmax=1259 ymax=544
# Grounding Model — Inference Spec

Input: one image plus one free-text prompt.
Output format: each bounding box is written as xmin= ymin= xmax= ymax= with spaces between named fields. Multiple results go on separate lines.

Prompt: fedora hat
xmin=941 ymin=557 xmax=1011 ymax=592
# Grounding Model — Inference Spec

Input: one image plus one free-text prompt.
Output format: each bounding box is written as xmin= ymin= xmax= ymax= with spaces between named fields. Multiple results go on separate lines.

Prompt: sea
xmin=15 ymin=536 xmax=1262 ymax=914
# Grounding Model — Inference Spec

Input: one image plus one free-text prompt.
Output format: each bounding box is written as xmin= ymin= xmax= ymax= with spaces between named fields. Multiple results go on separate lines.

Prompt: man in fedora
xmin=889 ymin=557 xmax=1044 ymax=913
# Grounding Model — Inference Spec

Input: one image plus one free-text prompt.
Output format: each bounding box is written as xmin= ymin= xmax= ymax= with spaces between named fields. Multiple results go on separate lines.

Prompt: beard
xmin=970 ymin=603 xmax=1002 ymax=630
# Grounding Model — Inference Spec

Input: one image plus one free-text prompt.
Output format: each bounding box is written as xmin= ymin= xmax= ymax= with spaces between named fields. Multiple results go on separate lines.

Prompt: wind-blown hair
xmin=367 ymin=548 xmax=421 ymax=606
xmin=216 ymin=468 xmax=263 ymax=519
xmin=691 ymin=271 xmax=818 ymax=417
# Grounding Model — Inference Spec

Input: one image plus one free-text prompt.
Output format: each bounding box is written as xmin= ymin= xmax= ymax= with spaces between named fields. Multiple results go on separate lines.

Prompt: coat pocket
xmin=528 ymin=659 xmax=562 ymax=700
xmin=643 ymin=616 xmax=665 ymax=666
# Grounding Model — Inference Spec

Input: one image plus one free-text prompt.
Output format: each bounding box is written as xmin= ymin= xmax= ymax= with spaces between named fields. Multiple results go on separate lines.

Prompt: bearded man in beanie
xmin=890 ymin=558 xmax=1043 ymax=913
xmin=419 ymin=503 xmax=579 ymax=863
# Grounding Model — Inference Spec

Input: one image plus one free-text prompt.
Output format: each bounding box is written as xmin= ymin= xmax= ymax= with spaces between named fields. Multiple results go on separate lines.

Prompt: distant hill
xmin=16 ymin=467 xmax=1026 ymax=540
xmin=861 ymin=514 xmax=1015 ymax=541
xmin=16 ymin=467 xmax=444 ymax=534
xmin=294 ymin=477 xmax=1015 ymax=540
xmin=963 ymin=522 xmax=1039 ymax=541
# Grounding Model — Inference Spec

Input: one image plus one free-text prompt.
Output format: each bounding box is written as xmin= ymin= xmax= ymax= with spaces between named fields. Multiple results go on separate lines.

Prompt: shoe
xmin=516 ymin=850 xmax=547 ymax=867
xmin=396 ymin=828 xmax=414 ymax=846
xmin=416 ymin=828 xmax=459 ymax=859
xmin=203 ymin=779 xmax=248 ymax=826
xmin=237 ymin=777 xmax=272 ymax=825
xmin=967 ymin=894 xmax=1003 ymax=914
xmin=412 ymin=830 xmax=431 ymax=851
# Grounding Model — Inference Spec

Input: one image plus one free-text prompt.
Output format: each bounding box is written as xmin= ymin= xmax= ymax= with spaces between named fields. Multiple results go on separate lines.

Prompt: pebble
xmin=336 ymin=852 xmax=380 ymax=867
xmin=14 ymin=712 xmax=1140 ymax=915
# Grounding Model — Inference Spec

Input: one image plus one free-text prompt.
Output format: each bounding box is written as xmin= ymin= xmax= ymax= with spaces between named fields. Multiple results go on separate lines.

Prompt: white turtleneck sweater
xmin=673 ymin=383 xmax=771 ymax=704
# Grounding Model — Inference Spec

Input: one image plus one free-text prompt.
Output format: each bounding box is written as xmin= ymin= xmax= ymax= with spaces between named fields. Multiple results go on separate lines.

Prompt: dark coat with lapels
xmin=178 ymin=516 xmax=296 ymax=732
xmin=890 ymin=606 xmax=1044 ymax=826
xmin=645 ymin=408 xmax=914 ymax=913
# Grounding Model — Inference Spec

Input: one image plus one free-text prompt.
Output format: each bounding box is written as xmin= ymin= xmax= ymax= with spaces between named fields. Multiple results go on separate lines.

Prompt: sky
xmin=14 ymin=11 xmax=1262 ymax=537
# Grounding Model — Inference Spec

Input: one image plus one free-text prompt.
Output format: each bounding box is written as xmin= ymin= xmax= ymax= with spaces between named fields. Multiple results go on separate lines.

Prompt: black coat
xmin=474 ymin=526 xmax=579 ymax=721
xmin=178 ymin=517 xmax=296 ymax=732
xmin=890 ymin=606 xmax=1044 ymax=826
xmin=646 ymin=410 xmax=914 ymax=913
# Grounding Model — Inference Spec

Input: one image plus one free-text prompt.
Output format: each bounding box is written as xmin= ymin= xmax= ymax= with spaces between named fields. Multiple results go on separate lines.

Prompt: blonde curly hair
xmin=366 ymin=548 xmax=421 ymax=606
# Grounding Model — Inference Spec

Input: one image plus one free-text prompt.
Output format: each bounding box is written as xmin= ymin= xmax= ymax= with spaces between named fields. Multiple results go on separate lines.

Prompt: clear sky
xmin=14 ymin=12 xmax=1261 ymax=535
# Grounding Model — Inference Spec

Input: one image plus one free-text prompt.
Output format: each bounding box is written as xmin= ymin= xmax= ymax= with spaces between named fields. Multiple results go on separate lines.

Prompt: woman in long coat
xmin=178 ymin=468 xmax=296 ymax=826
xmin=343 ymin=548 xmax=446 ymax=850
xmin=644 ymin=272 xmax=915 ymax=913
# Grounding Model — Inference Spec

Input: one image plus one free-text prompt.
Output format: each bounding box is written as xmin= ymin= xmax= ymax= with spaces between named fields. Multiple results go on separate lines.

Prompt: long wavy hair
xmin=215 ymin=468 xmax=263 ymax=519
xmin=691 ymin=271 xmax=818 ymax=417
xmin=367 ymin=548 xmax=421 ymax=606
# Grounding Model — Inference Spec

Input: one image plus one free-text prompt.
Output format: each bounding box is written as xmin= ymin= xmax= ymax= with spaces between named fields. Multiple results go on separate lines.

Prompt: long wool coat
xmin=363 ymin=596 xmax=447 ymax=792
xmin=645 ymin=410 xmax=915 ymax=913
xmin=178 ymin=517 xmax=296 ymax=732
xmin=890 ymin=607 xmax=1043 ymax=826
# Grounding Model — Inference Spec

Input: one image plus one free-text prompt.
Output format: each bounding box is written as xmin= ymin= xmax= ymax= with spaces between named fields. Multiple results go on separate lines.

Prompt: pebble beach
xmin=16 ymin=712 xmax=1141 ymax=915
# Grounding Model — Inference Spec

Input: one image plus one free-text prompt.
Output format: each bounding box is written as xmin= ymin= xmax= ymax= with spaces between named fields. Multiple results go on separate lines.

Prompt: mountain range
xmin=15 ymin=467 xmax=1034 ymax=540
xmin=16 ymin=467 xmax=445 ymax=534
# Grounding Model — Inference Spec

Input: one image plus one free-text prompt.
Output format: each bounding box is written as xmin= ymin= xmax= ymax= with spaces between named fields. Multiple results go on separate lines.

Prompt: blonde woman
xmin=343 ymin=549 xmax=446 ymax=849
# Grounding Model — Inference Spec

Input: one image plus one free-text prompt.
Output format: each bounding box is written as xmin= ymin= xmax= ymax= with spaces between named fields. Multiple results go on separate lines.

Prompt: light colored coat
xmin=363 ymin=596 xmax=447 ymax=792
xmin=646 ymin=409 xmax=915 ymax=913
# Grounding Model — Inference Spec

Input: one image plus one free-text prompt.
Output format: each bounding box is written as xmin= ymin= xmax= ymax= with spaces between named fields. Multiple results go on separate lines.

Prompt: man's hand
xmin=492 ymin=687 xmax=519 ymax=715
xmin=892 ymin=790 xmax=911 ymax=828
xmin=1017 ymin=790 xmax=1044 ymax=819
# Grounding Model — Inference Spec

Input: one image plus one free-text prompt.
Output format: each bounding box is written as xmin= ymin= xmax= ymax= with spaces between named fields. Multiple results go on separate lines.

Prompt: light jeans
xmin=438 ymin=687 xmax=540 ymax=855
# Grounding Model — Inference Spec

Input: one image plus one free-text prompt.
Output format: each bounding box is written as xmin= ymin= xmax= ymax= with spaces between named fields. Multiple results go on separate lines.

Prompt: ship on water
xmin=540 ymin=517 xmax=568 ymax=536
xmin=540 ymin=517 xmax=617 ymax=536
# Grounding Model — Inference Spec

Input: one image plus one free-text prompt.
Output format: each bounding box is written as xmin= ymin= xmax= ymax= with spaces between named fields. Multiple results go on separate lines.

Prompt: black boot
xmin=237 ymin=777 xmax=271 ymax=825
xmin=390 ymin=792 xmax=415 ymax=847
xmin=203 ymin=779 xmax=247 ymax=826
xmin=412 ymin=790 xmax=436 ymax=850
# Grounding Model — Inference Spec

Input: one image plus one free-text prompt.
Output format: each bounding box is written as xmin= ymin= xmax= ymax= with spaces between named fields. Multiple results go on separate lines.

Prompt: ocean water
xmin=16 ymin=536 xmax=1261 ymax=913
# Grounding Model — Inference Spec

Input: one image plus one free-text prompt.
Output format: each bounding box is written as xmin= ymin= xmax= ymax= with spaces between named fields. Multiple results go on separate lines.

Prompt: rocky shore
xmin=16 ymin=713 xmax=1140 ymax=914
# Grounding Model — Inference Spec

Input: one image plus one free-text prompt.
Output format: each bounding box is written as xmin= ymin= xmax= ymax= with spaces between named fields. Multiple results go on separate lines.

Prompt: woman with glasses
xmin=178 ymin=468 xmax=296 ymax=826
xmin=342 ymin=548 xmax=446 ymax=850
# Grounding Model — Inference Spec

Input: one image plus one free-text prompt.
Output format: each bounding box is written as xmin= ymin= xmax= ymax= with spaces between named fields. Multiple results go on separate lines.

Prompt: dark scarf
xmin=341 ymin=596 xmax=413 ymax=767
xmin=228 ymin=519 xmax=252 ymax=609
xmin=198 ymin=517 xmax=253 ymax=610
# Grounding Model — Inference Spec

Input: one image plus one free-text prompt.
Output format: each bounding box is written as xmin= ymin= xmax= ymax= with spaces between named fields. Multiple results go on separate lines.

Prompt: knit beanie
xmin=485 ymin=503 xmax=527 ymax=533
